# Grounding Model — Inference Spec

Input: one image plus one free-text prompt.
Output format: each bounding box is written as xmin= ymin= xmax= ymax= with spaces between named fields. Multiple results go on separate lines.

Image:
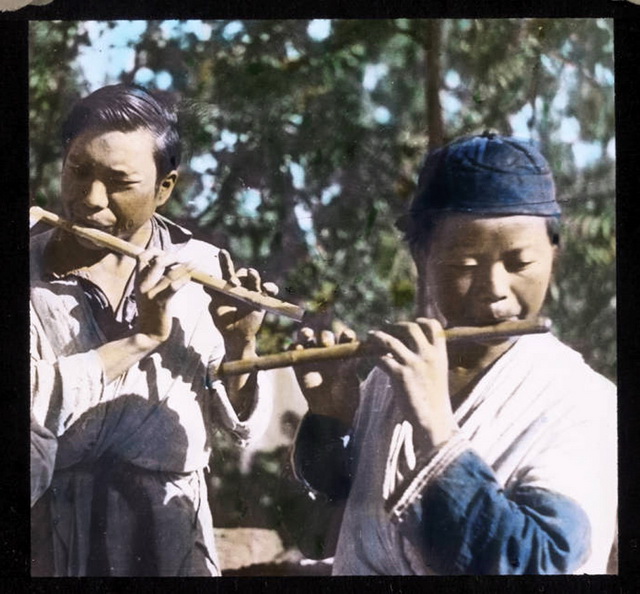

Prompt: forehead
xmin=431 ymin=214 xmax=550 ymax=252
xmin=66 ymin=128 xmax=157 ymax=168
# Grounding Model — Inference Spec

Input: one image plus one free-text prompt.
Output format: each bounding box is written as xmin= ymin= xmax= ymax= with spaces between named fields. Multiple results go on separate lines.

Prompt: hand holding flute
xmin=287 ymin=319 xmax=453 ymax=436
xmin=30 ymin=206 xmax=291 ymax=401
xmin=290 ymin=324 xmax=362 ymax=426
xmin=267 ymin=316 xmax=551 ymax=435
xmin=48 ymin=246 xmax=197 ymax=385
xmin=30 ymin=207 xmax=304 ymax=322
xmin=367 ymin=318 xmax=457 ymax=449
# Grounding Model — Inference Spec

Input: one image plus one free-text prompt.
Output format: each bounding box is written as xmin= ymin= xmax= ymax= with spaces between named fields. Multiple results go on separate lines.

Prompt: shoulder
xmin=177 ymin=238 xmax=222 ymax=278
xmin=30 ymin=229 xmax=54 ymax=256
xmin=531 ymin=333 xmax=614 ymax=387
xmin=517 ymin=333 xmax=616 ymax=418
xmin=156 ymin=215 xmax=222 ymax=278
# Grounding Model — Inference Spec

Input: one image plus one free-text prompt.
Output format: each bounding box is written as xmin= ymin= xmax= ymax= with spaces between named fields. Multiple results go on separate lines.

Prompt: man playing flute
xmin=291 ymin=133 xmax=617 ymax=574
xmin=30 ymin=84 xmax=277 ymax=576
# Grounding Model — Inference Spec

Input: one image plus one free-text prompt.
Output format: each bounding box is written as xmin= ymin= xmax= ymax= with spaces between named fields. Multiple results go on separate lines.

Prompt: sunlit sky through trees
xmin=31 ymin=19 xmax=616 ymax=380
xmin=74 ymin=19 xmax=614 ymax=191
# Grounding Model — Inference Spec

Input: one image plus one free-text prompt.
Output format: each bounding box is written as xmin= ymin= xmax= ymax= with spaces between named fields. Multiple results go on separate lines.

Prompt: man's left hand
xmin=208 ymin=249 xmax=279 ymax=359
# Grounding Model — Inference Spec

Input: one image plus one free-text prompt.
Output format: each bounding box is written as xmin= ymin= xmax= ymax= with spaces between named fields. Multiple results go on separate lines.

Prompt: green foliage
xmin=31 ymin=18 xmax=614 ymax=379
xmin=29 ymin=21 xmax=89 ymax=208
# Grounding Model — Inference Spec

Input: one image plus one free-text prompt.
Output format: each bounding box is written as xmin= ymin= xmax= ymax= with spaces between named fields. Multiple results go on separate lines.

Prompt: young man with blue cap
xmin=291 ymin=133 xmax=617 ymax=574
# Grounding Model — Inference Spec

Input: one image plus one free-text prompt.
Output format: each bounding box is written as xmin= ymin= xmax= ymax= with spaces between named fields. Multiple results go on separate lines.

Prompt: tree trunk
xmin=424 ymin=20 xmax=445 ymax=151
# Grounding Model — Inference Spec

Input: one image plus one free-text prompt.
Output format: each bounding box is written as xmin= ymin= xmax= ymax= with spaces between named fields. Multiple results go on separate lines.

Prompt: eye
xmin=505 ymin=259 xmax=534 ymax=272
xmin=108 ymin=178 xmax=138 ymax=190
xmin=444 ymin=259 xmax=478 ymax=270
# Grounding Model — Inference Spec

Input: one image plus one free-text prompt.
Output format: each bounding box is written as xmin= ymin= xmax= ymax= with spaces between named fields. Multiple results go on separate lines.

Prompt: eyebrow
xmin=65 ymin=158 xmax=138 ymax=179
xmin=443 ymin=242 xmax=541 ymax=255
xmin=105 ymin=168 xmax=138 ymax=178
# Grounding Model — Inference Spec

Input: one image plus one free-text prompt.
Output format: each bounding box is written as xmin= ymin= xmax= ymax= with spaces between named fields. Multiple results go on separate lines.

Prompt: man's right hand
xmin=134 ymin=248 xmax=193 ymax=345
xmin=96 ymin=249 xmax=193 ymax=384
xmin=291 ymin=324 xmax=361 ymax=427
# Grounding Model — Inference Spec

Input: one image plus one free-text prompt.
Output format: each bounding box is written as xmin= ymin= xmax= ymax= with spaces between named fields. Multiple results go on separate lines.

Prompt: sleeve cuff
xmin=206 ymin=367 xmax=272 ymax=447
xmin=385 ymin=430 xmax=470 ymax=521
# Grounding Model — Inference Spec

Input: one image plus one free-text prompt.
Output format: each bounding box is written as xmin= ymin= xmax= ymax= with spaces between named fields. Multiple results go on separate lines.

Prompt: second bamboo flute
xmin=217 ymin=317 xmax=552 ymax=377
xmin=30 ymin=206 xmax=305 ymax=321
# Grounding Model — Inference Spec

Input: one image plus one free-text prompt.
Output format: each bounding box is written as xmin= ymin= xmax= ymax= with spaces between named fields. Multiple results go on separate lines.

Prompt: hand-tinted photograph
xmin=28 ymin=19 xmax=617 ymax=577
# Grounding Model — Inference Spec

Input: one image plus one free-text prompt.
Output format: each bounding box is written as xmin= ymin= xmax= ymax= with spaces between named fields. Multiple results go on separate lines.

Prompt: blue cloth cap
xmin=412 ymin=134 xmax=560 ymax=216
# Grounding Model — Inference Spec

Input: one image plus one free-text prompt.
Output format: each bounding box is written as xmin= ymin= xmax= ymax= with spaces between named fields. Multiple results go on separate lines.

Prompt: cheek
xmin=59 ymin=174 xmax=77 ymax=210
xmin=514 ymin=270 xmax=552 ymax=311
xmin=438 ymin=269 xmax=472 ymax=296
xmin=530 ymin=277 xmax=551 ymax=304
xmin=431 ymin=270 xmax=472 ymax=312
xmin=112 ymin=190 xmax=155 ymax=217
xmin=60 ymin=170 xmax=79 ymax=194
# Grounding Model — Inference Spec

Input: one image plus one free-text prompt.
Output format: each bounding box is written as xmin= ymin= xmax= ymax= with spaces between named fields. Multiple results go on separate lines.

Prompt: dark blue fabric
xmin=293 ymin=413 xmax=352 ymax=502
xmin=412 ymin=134 xmax=560 ymax=217
xmin=397 ymin=449 xmax=591 ymax=574
xmin=293 ymin=414 xmax=591 ymax=574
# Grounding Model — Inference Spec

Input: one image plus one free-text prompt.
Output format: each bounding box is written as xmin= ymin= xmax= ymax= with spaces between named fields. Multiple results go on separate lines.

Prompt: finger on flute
xmin=29 ymin=206 xmax=305 ymax=321
xmin=216 ymin=317 xmax=551 ymax=377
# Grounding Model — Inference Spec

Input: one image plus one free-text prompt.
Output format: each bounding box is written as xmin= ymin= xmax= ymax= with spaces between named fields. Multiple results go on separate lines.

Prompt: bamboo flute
xmin=216 ymin=317 xmax=552 ymax=377
xmin=30 ymin=206 xmax=305 ymax=321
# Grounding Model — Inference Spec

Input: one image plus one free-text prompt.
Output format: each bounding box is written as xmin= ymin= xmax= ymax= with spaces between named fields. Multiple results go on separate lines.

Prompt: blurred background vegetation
xmin=29 ymin=18 xmax=616 ymax=571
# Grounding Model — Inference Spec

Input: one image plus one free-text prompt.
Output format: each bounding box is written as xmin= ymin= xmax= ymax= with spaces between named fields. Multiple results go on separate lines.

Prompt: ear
xmin=155 ymin=170 xmax=178 ymax=207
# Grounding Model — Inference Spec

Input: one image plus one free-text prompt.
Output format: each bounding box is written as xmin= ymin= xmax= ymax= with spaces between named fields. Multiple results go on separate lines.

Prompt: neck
xmin=124 ymin=219 xmax=154 ymax=249
xmin=447 ymin=338 xmax=517 ymax=411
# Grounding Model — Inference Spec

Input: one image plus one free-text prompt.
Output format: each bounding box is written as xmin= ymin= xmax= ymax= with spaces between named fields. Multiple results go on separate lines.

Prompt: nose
xmin=79 ymin=180 xmax=109 ymax=211
xmin=477 ymin=262 xmax=510 ymax=302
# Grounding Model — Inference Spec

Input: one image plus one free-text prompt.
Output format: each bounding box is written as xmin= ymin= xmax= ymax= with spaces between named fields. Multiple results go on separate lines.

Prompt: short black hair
xmin=61 ymin=84 xmax=181 ymax=182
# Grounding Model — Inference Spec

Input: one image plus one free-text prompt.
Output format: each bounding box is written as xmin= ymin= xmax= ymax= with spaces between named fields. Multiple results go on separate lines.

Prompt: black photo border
xmin=2 ymin=1 xmax=638 ymax=592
